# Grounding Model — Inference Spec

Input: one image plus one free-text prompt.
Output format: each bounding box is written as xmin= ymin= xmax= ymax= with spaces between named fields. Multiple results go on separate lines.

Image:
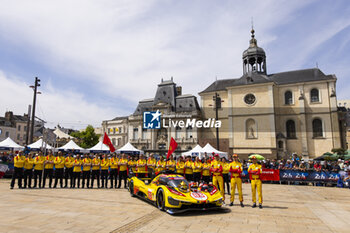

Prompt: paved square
xmin=1 ymin=179 xmax=349 ymax=233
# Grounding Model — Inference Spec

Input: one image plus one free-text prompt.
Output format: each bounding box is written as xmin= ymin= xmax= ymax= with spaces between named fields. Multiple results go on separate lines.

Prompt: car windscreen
xmin=167 ymin=178 xmax=189 ymax=189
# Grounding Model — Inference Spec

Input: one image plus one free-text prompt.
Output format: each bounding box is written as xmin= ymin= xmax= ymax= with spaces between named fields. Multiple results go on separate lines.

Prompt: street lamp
xmin=209 ymin=92 xmax=223 ymax=150
xmin=29 ymin=77 xmax=41 ymax=144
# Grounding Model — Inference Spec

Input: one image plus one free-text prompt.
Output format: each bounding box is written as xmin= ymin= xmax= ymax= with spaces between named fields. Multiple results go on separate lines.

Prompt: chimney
xmin=176 ymin=86 xmax=182 ymax=96
xmin=5 ymin=111 xmax=13 ymax=121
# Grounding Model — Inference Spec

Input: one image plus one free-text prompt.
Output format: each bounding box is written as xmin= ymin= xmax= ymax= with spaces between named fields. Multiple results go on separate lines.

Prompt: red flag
xmin=103 ymin=132 xmax=115 ymax=153
xmin=166 ymin=137 xmax=178 ymax=160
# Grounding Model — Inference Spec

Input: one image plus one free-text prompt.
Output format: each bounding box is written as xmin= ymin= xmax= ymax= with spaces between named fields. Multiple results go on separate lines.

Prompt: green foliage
xmin=70 ymin=125 xmax=100 ymax=149
xmin=331 ymin=148 xmax=346 ymax=158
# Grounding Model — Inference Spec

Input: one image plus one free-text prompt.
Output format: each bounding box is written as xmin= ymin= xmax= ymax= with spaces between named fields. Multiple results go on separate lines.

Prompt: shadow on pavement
xmin=172 ymin=207 xmax=231 ymax=217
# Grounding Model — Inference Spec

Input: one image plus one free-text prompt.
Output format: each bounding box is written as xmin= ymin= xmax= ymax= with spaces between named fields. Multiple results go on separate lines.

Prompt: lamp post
xmin=212 ymin=92 xmax=222 ymax=150
xmin=29 ymin=77 xmax=41 ymax=144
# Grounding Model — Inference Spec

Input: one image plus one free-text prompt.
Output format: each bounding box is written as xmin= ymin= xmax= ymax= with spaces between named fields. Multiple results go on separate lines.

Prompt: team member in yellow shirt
xmin=136 ymin=154 xmax=147 ymax=178
xmin=229 ymin=154 xmax=244 ymax=207
xmin=118 ymin=154 xmax=128 ymax=188
xmin=166 ymin=155 xmax=176 ymax=174
xmin=128 ymin=156 xmax=137 ymax=174
xmin=222 ymin=157 xmax=230 ymax=194
xmin=53 ymin=151 xmax=65 ymax=188
xmin=64 ymin=154 xmax=74 ymax=188
xmin=82 ymin=154 xmax=92 ymax=189
xmin=23 ymin=153 xmax=34 ymax=189
xmin=43 ymin=152 xmax=55 ymax=188
xmin=11 ymin=151 xmax=25 ymax=189
xmin=109 ymin=154 xmax=118 ymax=188
xmin=184 ymin=156 xmax=194 ymax=182
xmin=193 ymin=157 xmax=202 ymax=183
xmin=147 ymin=154 xmax=156 ymax=179
xmin=155 ymin=156 xmax=166 ymax=175
xmin=33 ymin=152 xmax=45 ymax=188
xmin=72 ymin=155 xmax=82 ymax=188
xmin=100 ymin=154 xmax=110 ymax=188
xmin=210 ymin=154 xmax=225 ymax=201
xmin=201 ymin=158 xmax=211 ymax=184
xmin=91 ymin=154 xmax=101 ymax=188
xmin=248 ymin=156 xmax=263 ymax=208
xmin=176 ymin=156 xmax=185 ymax=176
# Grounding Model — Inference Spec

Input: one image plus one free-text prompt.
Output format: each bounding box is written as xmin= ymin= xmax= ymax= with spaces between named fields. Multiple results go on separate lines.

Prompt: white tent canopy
xmin=199 ymin=143 xmax=228 ymax=159
xmin=88 ymin=141 xmax=110 ymax=152
xmin=116 ymin=142 xmax=144 ymax=155
xmin=0 ymin=137 xmax=24 ymax=150
xmin=181 ymin=144 xmax=203 ymax=157
xmin=27 ymin=138 xmax=53 ymax=150
xmin=58 ymin=140 xmax=87 ymax=152
xmin=53 ymin=128 xmax=74 ymax=139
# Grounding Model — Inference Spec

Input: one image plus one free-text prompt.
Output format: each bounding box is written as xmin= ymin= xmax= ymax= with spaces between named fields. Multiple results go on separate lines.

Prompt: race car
xmin=128 ymin=173 xmax=224 ymax=214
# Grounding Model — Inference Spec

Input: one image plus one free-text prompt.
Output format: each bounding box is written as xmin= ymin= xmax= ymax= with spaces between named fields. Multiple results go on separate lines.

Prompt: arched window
xmin=186 ymin=126 xmax=193 ymax=139
xmin=310 ymin=88 xmax=319 ymax=102
xmin=284 ymin=91 xmax=293 ymax=105
xmin=312 ymin=118 xmax=323 ymax=138
xmin=246 ymin=118 xmax=257 ymax=139
xmin=286 ymin=120 xmax=296 ymax=138
xmin=175 ymin=126 xmax=181 ymax=139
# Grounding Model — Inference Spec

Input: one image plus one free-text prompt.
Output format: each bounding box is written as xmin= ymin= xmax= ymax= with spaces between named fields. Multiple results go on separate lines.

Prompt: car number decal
xmin=148 ymin=189 xmax=153 ymax=200
xmin=190 ymin=192 xmax=207 ymax=201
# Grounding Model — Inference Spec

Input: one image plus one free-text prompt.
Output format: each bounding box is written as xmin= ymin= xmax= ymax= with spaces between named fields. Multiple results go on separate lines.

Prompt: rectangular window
xmin=5 ymin=132 xmax=9 ymax=137
xmin=18 ymin=125 xmax=21 ymax=131
xmin=24 ymin=126 xmax=27 ymax=131
xmin=119 ymin=127 xmax=122 ymax=133
xmin=17 ymin=134 xmax=20 ymax=140
xmin=142 ymin=128 xmax=147 ymax=139
xmin=113 ymin=128 xmax=116 ymax=134
xmin=133 ymin=128 xmax=138 ymax=139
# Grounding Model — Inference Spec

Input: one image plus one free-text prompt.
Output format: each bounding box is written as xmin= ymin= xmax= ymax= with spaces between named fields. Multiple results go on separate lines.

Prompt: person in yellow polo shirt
xmin=193 ymin=157 xmax=202 ymax=183
xmin=166 ymin=155 xmax=176 ymax=174
xmin=136 ymin=154 xmax=147 ymax=178
xmin=91 ymin=154 xmax=101 ymax=188
xmin=43 ymin=152 xmax=55 ymax=188
xmin=128 ymin=156 xmax=137 ymax=174
xmin=147 ymin=154 xmax=156 ymax=180
xmin=23 ymin=153 xmax=34 ymax=189
xmin=72 ymin=154 xmax=82 ymax=188
xmin=82 ymin=154 xmax=92 ymax=189
xmin=155 ymin=156 xmax=166 ymax=175
xmin=10 ymin=151 xmax=25 ymax=189
xmin=176 ymin=156 xmax=185 ymax=176
xmin=118 ymin=154 xmax=128 ymax=188
xmin=229 ymin=154 xmax=244 ymax=207
xmin=184 ymin=156 xmax=194 ymax=182
xmin=210 ymin=154 xmax=225 ymax=201
xmin=64 ymin=153 xmax=74 ymax=188
xmin=109 ymin=154 xmax=118 ymax=188
xmin=53 ymin=151 xmax=65 ymax=188
xmin=201 ymin=158 xmax=211 ymax=184
xmin=33 ymin=152 xmax=45 ymax=188
xmin=248 ymin=156 xmax=263 ymax=208
xmin=100 ymin=154 xmax=110 ymax=188
xmin=222 ymin=157 xmax=230 ymax=194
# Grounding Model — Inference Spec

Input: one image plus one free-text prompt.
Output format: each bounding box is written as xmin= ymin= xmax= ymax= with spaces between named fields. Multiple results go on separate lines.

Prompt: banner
xmin=279 ymin=169 xmax=340 ymax=183
xmin=261 ymin=169 xmax=280 ymax=181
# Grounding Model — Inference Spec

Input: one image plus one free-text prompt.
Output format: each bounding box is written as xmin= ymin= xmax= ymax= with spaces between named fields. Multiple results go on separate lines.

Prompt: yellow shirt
xmin=100 ymin=158 xmax=110 ymax=170
xmin=222 ymin=162 xmax=230 ymax=174
xmin=229 ymin=161 xmax=243 ymax=174
xmin=155 ymin=160 xmax=166 ymax=173
xmin=54 ymin=156 xmax=65 ymax=169
xmin=24 ymin=158 xmax=34 ymax=170
xmin=91 ymin=158 xmax=101 ymax=170
xmin=82 ymin=158 xmax=92 ymax=171
xmin=211 ymin=160 xmax=223 ymax=176
xmin=65 ymin=157 xmax=74 ymax=168
xmin=193 ymin=161 xmax=202 ymax=173
xmin=14 ymin=155 xmax=25 ymax=168
xmin=73 ymin=159 xmax=82 ymax=172
xmin=166 ymin=160 xmax=176 ymax=171
xmin=147 ymin=158 xmax=156 ymax=169
xmin=118 ymin=158 xmax=128 ymax=171
xmin=44 ymin=155 xmax=55 ymax=169
xmin=34 ymin=156 xmax=45 ymax=170
xmin=109 ymin=157 xmax=119 ymax=169
xmin=248 ymin=163 xmax=262 ymax=179
xmin=136 ymin=159 xmax=147 ymax=173
xmin=128 ymin=160 xmax=137 ymax=172
xmin=176 ymin=161 xmax=185 ymax=174
xmin=202 ymin=163 xmax=211 ymax=176
xmin=184 ymin=161 xmax=194 ymax=174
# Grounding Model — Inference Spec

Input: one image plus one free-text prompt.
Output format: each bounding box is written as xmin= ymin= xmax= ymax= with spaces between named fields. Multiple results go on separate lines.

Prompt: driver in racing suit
xmin=210 ymin=154 xmax=225 ymax=201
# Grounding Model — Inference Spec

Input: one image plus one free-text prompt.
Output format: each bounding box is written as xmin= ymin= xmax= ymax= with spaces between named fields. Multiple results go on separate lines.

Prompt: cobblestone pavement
xmin=1 ymin=179 xmax=349 ymax=233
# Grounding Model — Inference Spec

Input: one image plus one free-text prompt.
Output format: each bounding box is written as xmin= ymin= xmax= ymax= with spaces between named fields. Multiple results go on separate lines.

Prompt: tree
xmin=70 ymin=125 xmax=100 ymax=149
xmin=331 ymin=148 xmax=346 ymax=159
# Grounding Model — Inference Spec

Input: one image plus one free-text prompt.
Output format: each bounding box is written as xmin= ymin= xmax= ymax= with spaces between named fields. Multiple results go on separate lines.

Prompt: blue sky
xmin=0 ymin=0 xmax=349 ymax=129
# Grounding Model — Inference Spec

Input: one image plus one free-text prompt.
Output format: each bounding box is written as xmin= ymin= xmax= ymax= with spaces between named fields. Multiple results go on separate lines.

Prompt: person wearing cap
xmin=72 ymin=154 xmax=82 ymax=188
xmin=176 ymin=156 xmax=185 ymax=176
xmin=91 ymin=154 xmax=101 ymax=188
xmin=248 ymin=156 xmax=263 ymax=208
xmin=155 ymin=156 xmax=166 ymax=175
xmin=184 ymin=156 xmax=194 ymax=182
xmin=192 ymin=156 xmax=202 ymax=183
xmin=100 ymin=154 xmax=110 ymax=188
xmin=229 ymin=154 xmax=244 ymax=207
xmin=221 ymin=157 xmax=230 ymax=194
xmin=210 ymin=154 xmax=225 ymax=201
xmin=42 ymin=151 xmax=55 ymax=188
xmin=118 ymin=154 xmax=128 ymax=188
xmin=82 ymin=154 xmax=92 ymax=188
xmin=23 ymin=153 xmax=34 ymax=189
xmin=136 ymin=154 xmax=147 ymax=178
xmin=64 ymin=153 xmax=74 ymax=188
xmin=201 ymin=158 xmax=211 ymax=184
xmin=33 ymin=152 xmax=45 ymax=188
xmin=109 ymin=154 xmax=118 ymax=188
xmin=53 ymin=151 xmax=65 ymax=188
xmin=10 ymin=151 xmax=26 ymax=189
xmin=166 ymin=155 xmax=176 ymax=174
xmin=147 ymin=154 xmax=156 ymax=179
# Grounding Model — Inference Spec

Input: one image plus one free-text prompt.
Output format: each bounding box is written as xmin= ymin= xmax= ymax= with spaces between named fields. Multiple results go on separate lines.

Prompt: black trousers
xmin=54 ymin=168 xmax=64 ymax=188
xmin=118 ymin=170 xmax=127 ymax=188
xmin=42 ymin=169 xmax=53 ymax=188
xmin=23 ymin=169 xmax=33 ymax=188
xmin=223 ymin=173 xmax=230 ymax=194
xmin=72 ymin=172 xmax=81 ymax=188
xmin=33 ymin=170 xmax=43 ymax=188
xmin=110 ymin=169 xmax=118 ymax=188
xmin=64 ymin=167 xmax=73 ymax=187
xmin=193 ymin=172 xmax=201 ymax=183
xmin=82 ymin=170 xmax=91 ymax=188
xmin=101 ymin=170 xmax=108 ymax=188
xmin=10 ymin=167 xmax=23 ymax=188
xmin=91 ymin=170 xmax=100 ymax=188
xmin=202 ymin=175 xmax=211 ymax=184
xmin=185 ymin=174 xmax=193 ymax=182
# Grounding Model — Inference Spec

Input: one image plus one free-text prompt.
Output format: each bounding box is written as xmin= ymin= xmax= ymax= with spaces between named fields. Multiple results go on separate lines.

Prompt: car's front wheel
xmin=156 ymin=188 xmax=165 ymax=211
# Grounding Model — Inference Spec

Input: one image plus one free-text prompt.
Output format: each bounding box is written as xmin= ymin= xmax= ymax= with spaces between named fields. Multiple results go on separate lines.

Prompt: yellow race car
xmin=128 ymin=174 xmax=224 ymax=214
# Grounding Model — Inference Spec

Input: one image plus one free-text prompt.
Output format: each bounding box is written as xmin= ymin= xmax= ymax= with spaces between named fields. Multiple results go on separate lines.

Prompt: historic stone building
xmin=101 ymin=116 xmax=129 ymax=150
xmin=199 ymin=29 xmax=346 ymax=159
